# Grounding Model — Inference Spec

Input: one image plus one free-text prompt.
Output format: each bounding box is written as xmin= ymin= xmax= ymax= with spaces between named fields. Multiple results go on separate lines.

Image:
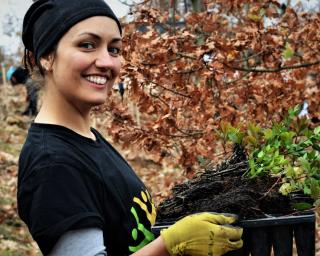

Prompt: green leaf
xmin=257 ymin=151 xmax=264 ymax=158
xmin=299 ymin=139 xmax=312 ymax=148
xmin=279 ymin=183 xmax=292 ymax=195
xmin=293 ymin=104 xmax=301 ymax=116
xmin=219 ymin=121 xmax=232 ymax=137
xmin=263 ymin=129 xmax=273 ymax=140
xmin=298 ymin=157 xmax=311 ymax=171
xmin=293 ymin=166 xmax=304 ymax=177
xmin=314 ymin=126 xmax=320 ymax=135
xmin=248 ymin=122 xmax=261 ymax=137
xmin=227 ymin=129 xmax=244 ymax=144
xmin=272 ymin=166 xmax=282 ymax=174
xmin=265 ymin=144 xmax=272 ymax=152
xmin=303 ymin=185 xmax=311 ymax=195
xmin=310 ymin=178 xmax=320 ymax=200
xmin=245 ymin=135 xmax=257 ymax=146
xmin=282 ymin=42 xmax=294 ymax=59
xmin=285 ymin=165 xmax=294 ymax=178
xmin=303 ymin=129 xmax=313 ymax=138
xmin=292 ymin=202 xmax=313 ymax=211
xmin=280 ymin=131 xmax=295 ymax=143
xmin=256 ymin=167 xmax=264 ymax=175
xmin=307 ymin=150 xmax=316 ymax=160
xmin=278 ymin=155 xmax=288 ymax=165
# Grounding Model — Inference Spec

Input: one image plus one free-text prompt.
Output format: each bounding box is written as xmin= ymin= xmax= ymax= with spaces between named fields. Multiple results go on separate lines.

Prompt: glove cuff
xmin=160 ymin=229 xmax=175 ymax=256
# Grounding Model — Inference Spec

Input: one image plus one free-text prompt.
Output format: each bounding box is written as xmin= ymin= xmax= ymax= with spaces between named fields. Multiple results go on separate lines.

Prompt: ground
xmin=0 ymin=83 xmax=319 ymax=255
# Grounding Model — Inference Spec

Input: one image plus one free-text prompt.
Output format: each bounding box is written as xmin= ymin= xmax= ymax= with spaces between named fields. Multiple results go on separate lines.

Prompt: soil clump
xmin=157 ymin=145 xmax=294 ymax=221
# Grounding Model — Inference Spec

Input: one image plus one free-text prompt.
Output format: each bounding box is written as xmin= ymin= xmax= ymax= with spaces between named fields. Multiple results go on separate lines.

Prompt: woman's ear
xmin=40 ymin=54 xmax=54 ymax=72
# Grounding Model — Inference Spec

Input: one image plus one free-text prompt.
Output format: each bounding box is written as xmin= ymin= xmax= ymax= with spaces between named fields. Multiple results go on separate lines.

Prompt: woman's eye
xmin=80 ymin=42 xmax=95 ymax=49
xmin=108 ymin=47 xmax=121 ymax=56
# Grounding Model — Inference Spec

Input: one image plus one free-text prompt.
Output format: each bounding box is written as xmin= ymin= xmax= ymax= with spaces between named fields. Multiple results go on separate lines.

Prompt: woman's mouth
xmin=85 ymin=75 xmax=107 ymax=86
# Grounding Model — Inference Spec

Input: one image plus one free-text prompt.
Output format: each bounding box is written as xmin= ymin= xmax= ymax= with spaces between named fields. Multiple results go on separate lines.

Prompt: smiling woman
xmin=16 ymin=1 xmax=243 ymax=256
xmin=37 ymin=16 xmax=122 ymax=115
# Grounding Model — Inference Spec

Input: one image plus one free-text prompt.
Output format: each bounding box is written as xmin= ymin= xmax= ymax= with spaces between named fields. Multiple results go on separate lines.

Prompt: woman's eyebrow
xmin=111 ymin=38 xmax=122 ymax=44
xmin=78 ymin=32 xmax=101 ymax=40
xmin=77 ymin=32 xmax=122 ymax=43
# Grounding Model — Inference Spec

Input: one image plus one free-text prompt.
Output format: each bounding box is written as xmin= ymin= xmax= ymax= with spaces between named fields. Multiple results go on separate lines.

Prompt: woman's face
xmin=44 ymin=16 xmax=122 ymax=108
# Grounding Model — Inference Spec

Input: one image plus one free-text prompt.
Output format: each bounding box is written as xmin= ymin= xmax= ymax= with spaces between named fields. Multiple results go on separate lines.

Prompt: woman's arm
xmin=133 ymin=213 xmax=243 ymax=256
xmin=48 ymin=212 xmax=242 ymax=256
xmin=48 ymin=228 xmax=106 ymax=256
xmin=49 ymin=228 xmax=169 ymax=256
xmin=131 ymin=236 xmax=170 ymax=256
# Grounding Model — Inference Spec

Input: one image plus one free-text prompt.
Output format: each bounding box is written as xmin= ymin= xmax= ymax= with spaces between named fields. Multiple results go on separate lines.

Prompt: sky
xmin=0 ymin=0 xmax=129 ymax=59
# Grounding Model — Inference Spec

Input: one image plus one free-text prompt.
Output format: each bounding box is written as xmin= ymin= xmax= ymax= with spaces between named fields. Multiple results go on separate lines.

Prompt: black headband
xmin=22 ymin=0 xmax=122 ymax=61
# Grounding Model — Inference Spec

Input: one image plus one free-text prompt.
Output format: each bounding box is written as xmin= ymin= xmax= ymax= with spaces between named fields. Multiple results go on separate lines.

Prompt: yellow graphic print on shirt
xmin=133 ymin=190 xmax=156 ymax=224
xmin=128 ymin=190 xmax=156 ymax=253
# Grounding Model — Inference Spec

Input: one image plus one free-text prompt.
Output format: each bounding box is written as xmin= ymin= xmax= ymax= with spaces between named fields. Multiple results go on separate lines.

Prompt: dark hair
xmin=23 ymin=46 xmax=57 ymax=76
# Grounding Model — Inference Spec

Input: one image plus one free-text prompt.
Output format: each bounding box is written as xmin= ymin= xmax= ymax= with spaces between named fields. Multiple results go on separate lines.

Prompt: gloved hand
xmin=160 ymin=212 xmax=243 ymax=256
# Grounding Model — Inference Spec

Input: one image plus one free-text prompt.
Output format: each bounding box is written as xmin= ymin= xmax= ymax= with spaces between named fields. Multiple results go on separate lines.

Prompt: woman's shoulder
xmin=21 ymin=123 xmax=80 ymax=155
xmin=24 ymin=122 xmax=99 ymax=149
xmin=18 ymin=130 xmax=104 ymax=200
xmin=19 ymin=123 xmax=93 ymax=175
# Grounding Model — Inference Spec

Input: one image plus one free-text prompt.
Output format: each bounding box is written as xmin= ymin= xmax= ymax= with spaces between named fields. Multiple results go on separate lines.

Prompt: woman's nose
xmin=95 ymin=51 xmax=114 ymax=68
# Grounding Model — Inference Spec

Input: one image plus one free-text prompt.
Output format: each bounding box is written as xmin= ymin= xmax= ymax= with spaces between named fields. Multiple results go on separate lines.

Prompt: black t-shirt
xmin=17 ymin=123 xmax=157 ymax=255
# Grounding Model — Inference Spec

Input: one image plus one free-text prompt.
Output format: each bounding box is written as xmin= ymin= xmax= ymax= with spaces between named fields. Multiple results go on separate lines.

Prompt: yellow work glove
xmin=160 ymin=212 xmax=243 ymax=256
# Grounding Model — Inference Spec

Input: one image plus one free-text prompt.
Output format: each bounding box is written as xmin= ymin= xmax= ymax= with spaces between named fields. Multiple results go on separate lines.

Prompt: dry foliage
xmin=99 ymin=1 xmax=319 ymax=176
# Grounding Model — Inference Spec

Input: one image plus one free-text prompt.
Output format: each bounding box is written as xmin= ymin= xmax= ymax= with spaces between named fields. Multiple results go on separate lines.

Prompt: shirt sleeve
xmin=48 ymin=228 xmax=106 ymax=256
xmin=17 ymin=163 xmax=105 ymax=255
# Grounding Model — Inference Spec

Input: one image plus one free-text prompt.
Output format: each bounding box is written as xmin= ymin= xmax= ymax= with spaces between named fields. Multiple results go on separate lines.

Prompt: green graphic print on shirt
xmin=128 ymin=190 xmax=156 ymax=253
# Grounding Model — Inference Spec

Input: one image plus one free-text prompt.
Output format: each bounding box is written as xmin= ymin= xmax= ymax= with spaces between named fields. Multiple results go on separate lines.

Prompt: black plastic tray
xmin=152 ymin=213 xmax=315 ymax=256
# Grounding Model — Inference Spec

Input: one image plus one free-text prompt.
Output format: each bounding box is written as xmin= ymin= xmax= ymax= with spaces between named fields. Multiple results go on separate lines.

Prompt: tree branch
xmin=138 ymin=127 xmax=203 ymax=138
xmin=227 ymin=60 xmax=320 ymax=73
xmin=149 ymin=89 xmax=170 ymax=107
xmin=224 ymin=71 xmax=250 ymax=85
xmin=233 ymin=50 xmax=265 ymax=63
xmin=150 ymin=81 xmax=192 ymax=98
xmin=142 ymin=52 xmax=197 ymax=65
xmin=175 ymin=126 xmax=204 ymax=136
xmin=176 ymin=52 xmax=198 ymax=60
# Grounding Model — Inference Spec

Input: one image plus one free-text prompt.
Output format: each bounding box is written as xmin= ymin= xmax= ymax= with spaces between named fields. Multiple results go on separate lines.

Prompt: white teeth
xmin=86 ymin=76 xmax=107 ymax=85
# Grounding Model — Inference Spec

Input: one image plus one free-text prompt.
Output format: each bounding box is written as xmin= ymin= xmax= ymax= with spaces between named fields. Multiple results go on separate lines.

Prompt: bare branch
xmin=233 ymin=50 xmax=265 ymax=63
xmin=138 ymin=127 xmax=203 ymax=138
xmin=224 ymin=71 xmax=250 ymax=85
xmin=175 ymin=126 xmax=204 ymax=136
xmin=149 ymin=89 xmax=170 ymax=107
xmin=150 ymin=81 xmax=192 ymax=98
xmin=176 ymin=52 xmax=198 ymax=60
xmin=228 ymin=59 xmax=320 ymax=73
xmin=142 ymin=52 xmax=197 ymax=65
xmin=176 ymin=67 xmax=202 ymax=74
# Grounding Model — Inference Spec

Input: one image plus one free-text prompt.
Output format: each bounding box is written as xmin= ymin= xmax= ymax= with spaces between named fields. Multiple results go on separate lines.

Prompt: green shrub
xmin=217 ymin=104 xmax=320 ymax=209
